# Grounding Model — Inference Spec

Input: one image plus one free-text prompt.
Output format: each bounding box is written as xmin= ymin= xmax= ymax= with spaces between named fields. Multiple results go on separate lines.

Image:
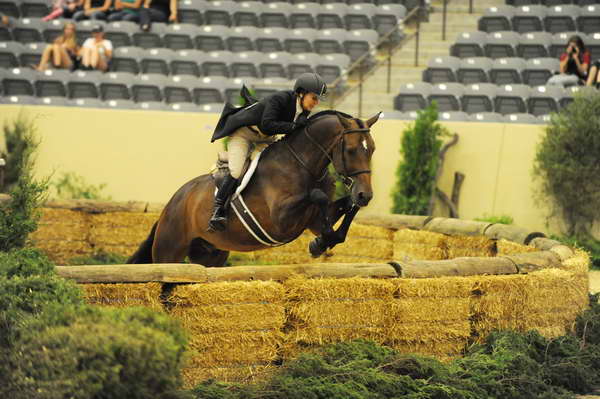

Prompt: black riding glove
xmin=294 ymin=114 xmax=309 ymax=130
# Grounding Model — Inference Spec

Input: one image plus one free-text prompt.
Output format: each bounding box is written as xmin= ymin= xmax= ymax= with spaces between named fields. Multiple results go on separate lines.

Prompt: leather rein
xmin=284 ymin=120 xmax=372 ymax=188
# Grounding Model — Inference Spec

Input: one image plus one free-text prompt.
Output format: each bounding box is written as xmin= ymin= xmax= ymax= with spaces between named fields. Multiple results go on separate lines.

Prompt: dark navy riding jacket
xmin=211 ymin=90 xmax=310 ymax=142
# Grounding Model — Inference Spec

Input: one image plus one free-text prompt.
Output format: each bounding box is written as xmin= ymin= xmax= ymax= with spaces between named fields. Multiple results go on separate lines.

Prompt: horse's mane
xmin=308 ymin=110 xmax=355 ymax=121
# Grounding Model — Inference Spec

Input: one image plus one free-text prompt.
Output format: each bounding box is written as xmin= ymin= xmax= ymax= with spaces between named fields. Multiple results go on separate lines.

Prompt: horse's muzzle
xmin=353 ymin=190 xmax=373 ymax=207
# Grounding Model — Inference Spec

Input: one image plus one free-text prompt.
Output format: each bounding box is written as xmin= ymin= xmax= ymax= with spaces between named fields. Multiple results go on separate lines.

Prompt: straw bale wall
xmin=35 ymin=200 xmax=590 ymax=387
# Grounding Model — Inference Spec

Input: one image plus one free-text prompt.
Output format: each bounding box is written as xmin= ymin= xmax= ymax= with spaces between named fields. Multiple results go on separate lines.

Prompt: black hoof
xmin=309 ymin=237 xmax=327 ymax=258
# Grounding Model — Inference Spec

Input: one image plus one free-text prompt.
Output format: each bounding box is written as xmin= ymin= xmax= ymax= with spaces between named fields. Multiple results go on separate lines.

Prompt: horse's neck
xmin=286 ymin=118 xmax=339 ymax=176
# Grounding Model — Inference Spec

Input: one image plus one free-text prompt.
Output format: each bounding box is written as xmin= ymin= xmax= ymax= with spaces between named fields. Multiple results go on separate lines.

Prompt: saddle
xmin=211 ymin=149 xmax=263 ymax=193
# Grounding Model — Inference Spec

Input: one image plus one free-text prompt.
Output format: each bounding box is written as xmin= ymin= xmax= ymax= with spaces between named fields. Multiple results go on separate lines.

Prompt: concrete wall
xmin=0 ymin=105 xmax=553 ymax=233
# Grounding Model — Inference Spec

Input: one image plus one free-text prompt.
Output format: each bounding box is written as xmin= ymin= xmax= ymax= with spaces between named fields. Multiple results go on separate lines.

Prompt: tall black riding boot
xmin=208 ymin=174 xmax=238 ymax=232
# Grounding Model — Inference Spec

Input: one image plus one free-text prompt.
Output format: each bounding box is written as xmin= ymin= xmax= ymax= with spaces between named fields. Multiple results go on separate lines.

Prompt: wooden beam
xmin=392 ymin=256 xmax=518 ymax=278
xmin=56 ymin=264 xmax=208 ymax=283
xmin=354 ymin=214 xmax=432 ymax=230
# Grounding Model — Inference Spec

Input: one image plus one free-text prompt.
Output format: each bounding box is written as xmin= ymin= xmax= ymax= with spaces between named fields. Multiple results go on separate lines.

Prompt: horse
xmin=127 ymin=110 xmax=380 ymax=266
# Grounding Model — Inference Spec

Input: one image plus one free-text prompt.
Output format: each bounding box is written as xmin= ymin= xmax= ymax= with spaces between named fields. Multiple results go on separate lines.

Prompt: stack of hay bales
xmin=31 ymin=208 xmax=92 ymax=264
xmin=82 ymin=282 xmax=163 ymax=311
xmin=168 ymin=281 xmax=286 ymax=386
xmin=283 ymin=277 xmax=396 ymax=358
xmin=496 ymin=239 xmax=539 ymax=256
xmin=89 ymin=212 xmax=158 ymax=257
xmin=388 ymin=277 xmax=472 ymax=359
xmin=393 ymin=229 xmax=447 ymax=260
xmin=252 ymin=222 xmax=393 ymax=264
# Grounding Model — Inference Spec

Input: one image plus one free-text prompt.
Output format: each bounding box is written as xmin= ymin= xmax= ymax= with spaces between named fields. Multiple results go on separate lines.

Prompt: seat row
xmin=384 ymin=110 xmax=552 ymax=124
xmin=505 ymin=0 xmax=600 ymax=6
xmin=479 ymin=4 xmax=600 ymax=34
xmin=451 ymin=31 xmax=600 ymax=60
xmin=423 ymin=56 xmax=559 ymax=86
xmin=1 ymin=20 xmax=382 ymax=61
xmin=0 ymin=68 xmax=291 ymax=105
xmin=393 ymin=82 xmax=590 ymax=116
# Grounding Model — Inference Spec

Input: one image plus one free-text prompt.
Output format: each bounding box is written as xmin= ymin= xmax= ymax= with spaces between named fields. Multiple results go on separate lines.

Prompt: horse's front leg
xmin=308 ymin=193 xmax=356 ymax=258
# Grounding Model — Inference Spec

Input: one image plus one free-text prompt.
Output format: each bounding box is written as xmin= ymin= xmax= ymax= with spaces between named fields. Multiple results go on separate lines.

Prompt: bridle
xmin=284 ymin=117 xmax=372 ymax=188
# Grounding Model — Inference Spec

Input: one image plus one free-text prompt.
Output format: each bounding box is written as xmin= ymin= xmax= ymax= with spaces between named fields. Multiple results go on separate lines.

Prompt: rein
xmin=285 ymin=116 xmax=371 ymax=188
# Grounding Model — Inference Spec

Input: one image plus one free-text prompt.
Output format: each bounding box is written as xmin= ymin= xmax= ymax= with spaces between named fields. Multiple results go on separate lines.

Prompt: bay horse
xmin=128 ymin=110 xmax=380 ymax=266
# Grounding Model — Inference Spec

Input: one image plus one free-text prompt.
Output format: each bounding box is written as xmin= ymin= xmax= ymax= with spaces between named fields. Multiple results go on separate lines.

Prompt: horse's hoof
xmin=309 ymin=237 xmax=327 ymax=258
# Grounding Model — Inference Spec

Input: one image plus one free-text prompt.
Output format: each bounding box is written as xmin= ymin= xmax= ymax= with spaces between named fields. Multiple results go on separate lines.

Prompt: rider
xmin=208 ymin=72 xmax=328 ymax=232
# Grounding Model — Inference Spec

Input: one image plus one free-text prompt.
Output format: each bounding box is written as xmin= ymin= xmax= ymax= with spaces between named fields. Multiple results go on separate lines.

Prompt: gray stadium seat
xmin=494 ymin=84 xmax=530 ymax=114
xmin=394 ymin=82 xmax=433 ymax=111
xmin=100 ymin=71 xmax=134 ymax=100
xmin=164 ymin=23 xmax=200 ymax=50
xmin=253 ymin=77 xmax=292 ymax=99
xmin=457 ymin=57 xmax=493 ymax=84
xmin=287 ymin=52 xmax=317 ymax=79
xmin=67 ymin=70 xmax=101 ymax=99
xmin=230 ymin=51 xmax=261 ymax=78
xmin=576 ymin=4 xmax=600 ymax=34
xmin=504 ymin=113 xmax=541 ymax=123
xmin=0 ymin=20 xmax=10 ymax=42
xmin=18 ymin=41 xmax=44 ymax=67
xmin=0 ymin=95 xmax=38 ymax=105
xmin=133 ymin=22 xmax=165 ymax=49
xmin=136 ymin=101 xmax=168 ymax=111
xmin=527 ymin=84 xmax=563 ymax=116
xmin=422 ymin=55 xmax=461 ymax=83
xmin=0 ymin=41 xmax=22 ymax=68
xmin=373 ymin=3 xmax=406 ymax=40
xmin=204 ymin=0 xmax=237 ymax=26
xmin=427 ymin=82 xmax=464 ymax=112
xmin=317 ymin=3 xmax=347 ymax=30
xmin=20 ymin=0 xmax=49 ymax=18
xmin=164 ymin=75 xmax=195 ymax=103
xmin=522 ymin=57 xmax=559 ymax=86
xmin=167 ymin=102 xmax=200 ymax=112
xmin=0 ymin=0 xmax=20 ymax=18
xmin=469 ymin=112 xmax=504 ymax=123
xmin=345 ymin=3 xmax=376 ymax=31
xmin=315 ymin=53 xmax=350 ymax=85
xmin=260 ymin=2 xmax=291 ymax=28
xmin=255 ymin=27 xmax=286 ymax=52
xmin=140 ymin=48 xmax=174 ymax=75
xmin=198 ymin=102 xmax=225 ymax=113
xmin=517 ymin=31 xmax=551 ymax=59
xmin=461 ymin=83 xmax=497 ymax=113
xmin=585 ymin=32 xmax=600 ymax=61
xmin=193 ymin=76 xmax=225 ymax=105
xmin=110 ymin=46 xmax=142 ymax=75
xmin=34 ymin=69 xmax=69 ymax=98
xmin=132 ymin=74 xmax=167 ymax=103
xmin=1 ymin=67 xmax=35 ymax=96
xmin=313 ymin=28 xmax=345 ymax=55
xmin=227 ymin=26 xmax=258 ymax=52
xmin=171 ymin=49 xmax=203 ymax=77
xmin=489 ymin=57 xmax=526 ymax=85
xmin=105 ymin=99 xmax=137 ymax=110
xmin=544 ymin=5 xmax=579 ymax=33
xmin=177 ymin=0 xmax=205 ymax=26
xmin=234 ymin=1 xmax=263 ymax=27
xmin=451 ymin=31 xmax=486 ymax=58
xmin=380 ymin=110 xmax=408 ymax=120
xmin=290 ymin=3 xmax=317 ymax=29
xmin=38 ymin=96 xmax=69 ymax=106
xmin=284 ymin=28 xmax=316 ymax=54
xmin=68 ymin=98 xmax=105 ymax=108
xmin=438 ymin=111 xmax=470 ymax=122
xmin=12 ymin=17 xmax=44 ymax=43
xmin=512 ymin=5 xmax=546 ymax=33
xmin=195 ymin=25 xmax=229 ymax=52
xmin=202 ymin=50 xmax=232 ymax=77
xmin=537 ymin=114 xmax=552 ymax=124
xmin=259 ymin=51 xmax=291 ymax=79
xmin=344 ymin=29 xmax=378 ymax=63
xmin=485 ymin=31 xmax=519 ymax=59
xmin=105 ymin=20 xmax=135 ymax=48
xmin=478 ymin=5 xmax=515 ymax=33
xmin=43 ymin=18 xmax=68 ymax=43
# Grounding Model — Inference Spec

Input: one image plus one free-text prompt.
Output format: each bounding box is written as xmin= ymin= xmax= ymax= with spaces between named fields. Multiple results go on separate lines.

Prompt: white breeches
xmin=227 ymin=126 xmax=276 ymax=179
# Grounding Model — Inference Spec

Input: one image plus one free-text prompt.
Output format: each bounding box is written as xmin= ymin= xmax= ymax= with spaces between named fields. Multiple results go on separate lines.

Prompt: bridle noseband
xmin=285 ymin=118 xmax=372 ymax=188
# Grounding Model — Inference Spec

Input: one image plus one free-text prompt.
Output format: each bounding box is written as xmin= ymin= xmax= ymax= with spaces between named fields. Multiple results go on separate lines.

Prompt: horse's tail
xmin=127 ymin=222 xmax=158 ymax=264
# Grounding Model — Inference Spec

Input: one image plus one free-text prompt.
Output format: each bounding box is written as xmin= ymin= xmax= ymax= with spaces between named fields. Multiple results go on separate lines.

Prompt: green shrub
xmin=68 ymin=250 xmax=128 ymax=265
xmin=51 ymin=171 xmax=111 ymax=200
xmin=474 ymin=214 xmax=514 ymax=225
xmin=391 ymin=102 xmax=450 ymax=215
xmin=0 ymin=247 xmax=55 ymax=278
xmin=7 ymin=306 xmax=188 ymax=399
xmin=533 ymin=91 xmax=600 ymax=237
xmin=551 ymin=235 xmax=600 ymax=269
xmin=1 ymin=112 xmax=40 ymax=191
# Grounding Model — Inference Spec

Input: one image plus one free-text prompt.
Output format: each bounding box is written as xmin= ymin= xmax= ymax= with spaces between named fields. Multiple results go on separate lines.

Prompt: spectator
xmin=138 ymin=0 xmax=177 ymax=31
xmin=108 ymin=0 xmax=143 ymax=22
xmin=1 ymin=14 xmax=10 ymax=26
xmin=73 ymin=0 xmax=112 ymax=21
xmin=43 ymin=0 xmax=84 ymax=21
xmin=586 ymin=60 xmax=600 ymax=88
xmin=34 ymin=22 xmax=80 ymax=71
xmin=80 ymin=24 xmax=112 ymax=71
xmin=548 ymin=35 xmax=590 ymax=87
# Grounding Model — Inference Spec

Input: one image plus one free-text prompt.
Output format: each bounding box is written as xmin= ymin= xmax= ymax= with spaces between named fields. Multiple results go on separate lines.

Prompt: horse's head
xmin=332 ymin=112 xmax=380 ymax=207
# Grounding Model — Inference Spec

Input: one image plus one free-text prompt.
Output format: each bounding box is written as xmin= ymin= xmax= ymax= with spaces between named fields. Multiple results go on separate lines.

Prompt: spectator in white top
xmin=80 ymin=24 xmax=112 ymax=71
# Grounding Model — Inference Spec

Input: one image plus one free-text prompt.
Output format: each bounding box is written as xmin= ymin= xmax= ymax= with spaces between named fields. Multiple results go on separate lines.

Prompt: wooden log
xmin=427 ymin=133 xmax=459 ymax=215
xmin=424 ymin=217 xmax=492 ymax=236
xmin=529 ymin=237 xmax=563 ymax=251
xmin=392 ymin=256 xmax=518 ymax=278
xmin=56 ymin=264 xmax=208 ymax=283
xmin=206 ymin=263 xmax=399 ymax=282
xmin=501 ymin=251 xmax=562 ymax=274
xmin=450 ymin=172 xmax=465 ymax=211
xmin=354 ymin=214 xmax=432 ymax=230
xmin=550 ymin=245 xmax=575 ymax=262
xmin=483 ymin=223 xmax=545 ymax=245
xmin=435 ymin=189 xmax=458 ymax=218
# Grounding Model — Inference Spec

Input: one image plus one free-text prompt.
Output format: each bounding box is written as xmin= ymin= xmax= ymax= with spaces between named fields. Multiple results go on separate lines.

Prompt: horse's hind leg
xmin=152 ymin=221 xmax=189 ymax=263
xmin=188 ymin=237 xmax=230 ymax=267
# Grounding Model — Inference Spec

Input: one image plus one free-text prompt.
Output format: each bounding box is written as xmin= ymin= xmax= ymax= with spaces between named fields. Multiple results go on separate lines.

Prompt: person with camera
xmin=548 ymin=35 xmax=590 ymax=87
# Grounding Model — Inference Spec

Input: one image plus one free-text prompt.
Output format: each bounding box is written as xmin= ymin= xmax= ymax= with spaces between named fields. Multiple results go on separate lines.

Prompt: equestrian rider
xmin=208 ymin=72 xmax=328 ymax=232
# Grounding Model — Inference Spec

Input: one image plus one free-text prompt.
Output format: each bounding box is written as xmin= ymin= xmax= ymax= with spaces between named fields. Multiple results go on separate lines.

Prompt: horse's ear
xmin=365 ymin=112 xmax=382 ymax=128
xmin=337 ymin=113 xmax=353 ymax=129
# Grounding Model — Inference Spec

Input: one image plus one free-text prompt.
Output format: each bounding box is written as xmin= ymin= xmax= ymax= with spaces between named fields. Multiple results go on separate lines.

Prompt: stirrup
xmin=207 ymin=206 xmax=228 ymax=232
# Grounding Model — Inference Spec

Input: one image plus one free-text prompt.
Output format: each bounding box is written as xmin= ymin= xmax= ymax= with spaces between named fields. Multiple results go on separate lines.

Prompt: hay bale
xmin=288 ymin=299 xmax=391 ymax=328
xmin=390 ymin=276 xmax=474 ymax=298
xmin=561 ymin=249 xmax=590 ymax=275
xmin=181 ymin=365 xmax=274 ymax=387
xmin=395 ymin=257 xmax=517 ymax=278
xmin=284 ymin=276 xmax=396 ymax=302
xmin=424 ymin=218 xmax=491 ymax=236
xmin=34 ymin=208 xmax=90 ymax=239
xmin=388 ymin=297 xmax=471 ymax=323
xmin=89 ymin=212 xmax=158 ymax=247
xmin=345 ymin=222 xmax=394 ymax=240
xmin=169 ymin=280 xmax=285 ymax=306
xmin=82 ymin=282 xmax=163 ymax=311
xmin=393 ymin=229 xmax=447 ymax=261
xmin=35 ymin=240 xmax=92 ymax=265
xmin=287 ymin=326 xmax=387 ymax=345
xmin=327 ymin=236 xmax=392 ymax=260
xmin=446 ymin=235 xmax=495 ymax=258
xmin=496 ymin=239 xmax=539 ymax=256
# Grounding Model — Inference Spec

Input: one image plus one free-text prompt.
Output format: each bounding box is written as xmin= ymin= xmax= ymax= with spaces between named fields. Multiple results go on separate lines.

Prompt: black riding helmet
xmin=294 ymin=72 xmax=327 ymax=98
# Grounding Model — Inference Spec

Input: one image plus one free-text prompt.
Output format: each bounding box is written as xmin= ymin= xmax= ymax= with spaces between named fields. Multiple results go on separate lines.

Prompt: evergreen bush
xmin=391 ymin=102 xmax=450 ymax=215
xmin=1 ymin=113 xmax=40 ymax=191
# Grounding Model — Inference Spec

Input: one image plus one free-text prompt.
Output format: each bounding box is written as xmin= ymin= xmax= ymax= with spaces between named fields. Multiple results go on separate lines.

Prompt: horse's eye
xmin=347 ymin=148 xmax=358 ymax=155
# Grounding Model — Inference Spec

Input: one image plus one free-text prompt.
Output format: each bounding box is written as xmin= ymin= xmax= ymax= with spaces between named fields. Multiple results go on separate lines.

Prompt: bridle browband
xmin=284 ymin=115 xmax=372 ymax=188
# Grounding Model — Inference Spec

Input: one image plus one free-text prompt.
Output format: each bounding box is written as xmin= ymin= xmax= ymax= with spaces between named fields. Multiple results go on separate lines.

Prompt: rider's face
xmin=301 ymin=93 xmax=320 ymax=111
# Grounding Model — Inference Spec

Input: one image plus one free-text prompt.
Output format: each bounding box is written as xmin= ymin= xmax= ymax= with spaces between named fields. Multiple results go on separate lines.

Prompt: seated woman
xmin=138 ymin=0 xmax=177 ymax=31
xmin=73 ymin=0 xmax=112 ymax=21
xmin=547 ymin=35 xmax=590 ymax=87
xmin=42 ymin=0 xmax=84 ymax=21
xmin=34 ymin=22 xmax=79 ymax=71
xmin=108 ymin=0 xmax=143 ymax=22
xmin=79 ymin=24 xmax=113 ymax=72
